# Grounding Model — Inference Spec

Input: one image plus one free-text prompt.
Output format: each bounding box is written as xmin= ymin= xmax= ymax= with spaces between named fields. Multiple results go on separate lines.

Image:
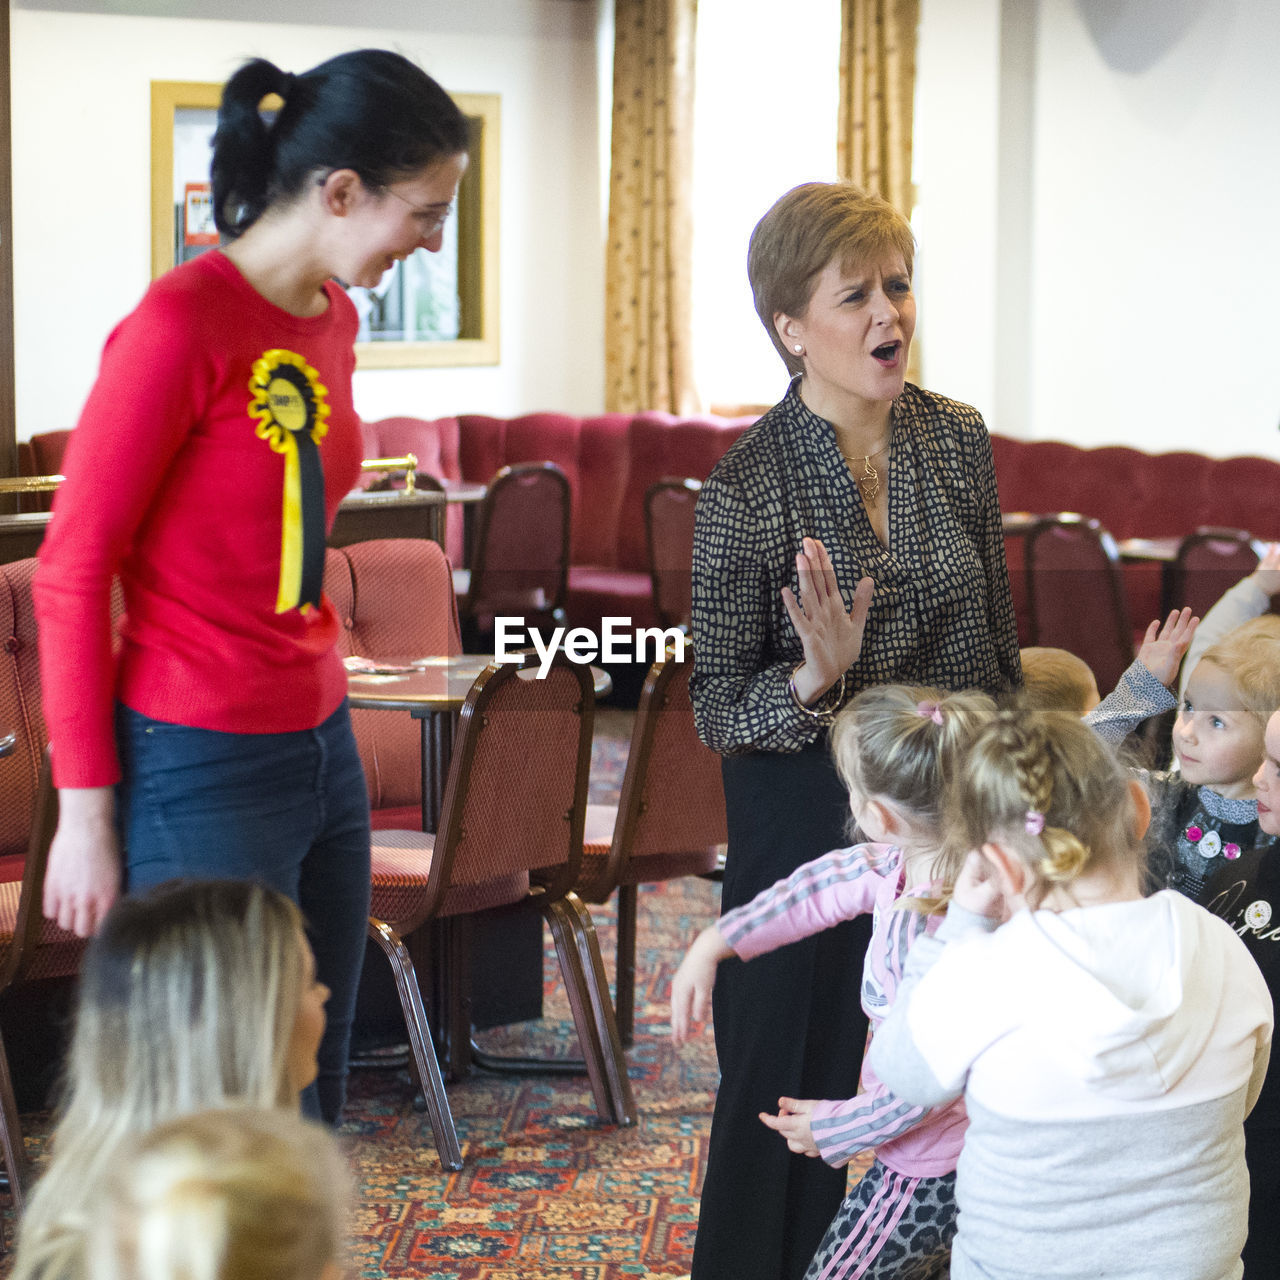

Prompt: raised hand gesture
xmin=1252 ymin=542 xmax=1280 ymax=599
xmin=1136 ymin=608 xmax=1198 ymax=689
xmin=780 ymin=537 xmax=874 ymax=705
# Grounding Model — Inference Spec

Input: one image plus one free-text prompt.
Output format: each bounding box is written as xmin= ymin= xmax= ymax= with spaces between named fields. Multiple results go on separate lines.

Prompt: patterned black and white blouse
xmin=690 ymin=379 xmax=1022 ymax=755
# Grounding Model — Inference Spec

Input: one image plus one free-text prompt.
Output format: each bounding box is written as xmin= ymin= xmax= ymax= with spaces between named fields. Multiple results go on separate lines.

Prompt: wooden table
xmin=330 ymin=483 xmax=487 ymax=554
xmin=0 ymin=512 xmax=52 ymax=565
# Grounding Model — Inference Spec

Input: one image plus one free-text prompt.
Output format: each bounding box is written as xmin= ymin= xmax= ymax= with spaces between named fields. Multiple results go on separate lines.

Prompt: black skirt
xmin=691 ymin=744 xmax=874 ymax=1280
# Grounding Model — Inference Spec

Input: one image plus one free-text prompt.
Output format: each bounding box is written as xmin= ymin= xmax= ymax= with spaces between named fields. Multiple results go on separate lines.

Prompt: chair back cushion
xmin=624 ymin=656 xmax=726 ymax=863
xmin=645 ymin=479 xmax=701 ymax=629
xmin=1171 ymin=529 xmax=1260 ymax=620
xmin=331 ymin=540 xmax=461 ymax=814
xmin=436 ymin=660 xmax=592 ymax=909
xmin=469 ymin=464 xmax=570 ymax=619
xmin=1026 ymin=516 xmax=1133 ymax=694
xmin=0 ymin=559 xmax=124 ymax=863
xmin=0 ymin=559 xmax=46 ymax=862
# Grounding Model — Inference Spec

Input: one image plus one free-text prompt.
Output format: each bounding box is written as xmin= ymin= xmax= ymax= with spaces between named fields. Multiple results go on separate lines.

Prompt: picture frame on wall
xmin=150 ymin=81 xmax=500 ymax=368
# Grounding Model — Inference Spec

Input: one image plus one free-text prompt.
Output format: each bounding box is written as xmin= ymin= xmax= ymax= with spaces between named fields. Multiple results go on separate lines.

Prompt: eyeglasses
xmin=386 ymin=187 xmax=453 ymax=238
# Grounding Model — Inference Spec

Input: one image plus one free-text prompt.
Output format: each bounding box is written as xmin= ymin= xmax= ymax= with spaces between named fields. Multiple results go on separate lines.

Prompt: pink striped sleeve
xmin=719 ymin=843 xmax=899 ymax=961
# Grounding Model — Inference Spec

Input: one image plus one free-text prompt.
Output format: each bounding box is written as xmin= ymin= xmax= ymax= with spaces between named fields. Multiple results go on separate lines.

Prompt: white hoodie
xmin=869 ymin=891 xmax=1273 ymax=1280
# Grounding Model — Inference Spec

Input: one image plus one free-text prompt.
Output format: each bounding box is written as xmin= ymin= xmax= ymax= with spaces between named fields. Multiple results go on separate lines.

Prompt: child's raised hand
xmin=759 ymin=1097 xmax=820 ymax=1158
xmin=669 ymin=925 xmax=733 ymax=1045
xmin=1136 ymin=608 xmax=1198 ymax=688
xmin=1253 ymin=542 xmax=1280 ymax=599
xmin=953 ymin=848 xmax=1008 ymax=921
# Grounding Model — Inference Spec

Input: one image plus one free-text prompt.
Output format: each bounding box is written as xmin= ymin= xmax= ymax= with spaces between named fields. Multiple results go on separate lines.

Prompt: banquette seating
xmin=989 ymin=436 xmax=1280 ymax=642
xmin=358 ymin=412 xmax=756 ymax=636
xmin=17 ymin=419 xmax=1280 ymax=667
xmin=357 ymin=415 xmax=1280 ymax=649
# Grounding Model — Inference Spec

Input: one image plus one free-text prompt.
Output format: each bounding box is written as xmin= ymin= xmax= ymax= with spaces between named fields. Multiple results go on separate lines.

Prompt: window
xmin=691 ymin=0 xmax=840 ymax=410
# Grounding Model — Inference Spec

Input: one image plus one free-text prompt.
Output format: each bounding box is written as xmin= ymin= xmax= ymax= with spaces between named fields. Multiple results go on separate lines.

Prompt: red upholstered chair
xmin=1025 ymin=514 xmax=1135 ymax=695
xmin=367 ymin=653 xmax=636 ymax=1167
xmin=1166 ymin=527 xmax=1260 ymax=620
xmin=453 ymin=463 xmax=571 ymax=643
xmin=578 ymin=648 xmax=726 ymax=1044
xmin=0 ymin=558 xmax=96 ymax=1210
xmin=0 ymin=753 xmax=82 ymax=1217
xmin=644 ymin=478 xmax=702 ymax=631
xmin=325 ymin=540 xmax=462 ymax=830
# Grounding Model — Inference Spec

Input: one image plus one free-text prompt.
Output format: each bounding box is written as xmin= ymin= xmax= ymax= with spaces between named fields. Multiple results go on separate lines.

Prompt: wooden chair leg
xmin=615 ymin=884 xmax=638 ymax=1048
xmin=0 ymin=1027 xmax=30 ymax=1215
xmin=367 ymin=920 xmax=464 ymax=1172
xmin=545 ymin=893 xmax=637 ymax=1127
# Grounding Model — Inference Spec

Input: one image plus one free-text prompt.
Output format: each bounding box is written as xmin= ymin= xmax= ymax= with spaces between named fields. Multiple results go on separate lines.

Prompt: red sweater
xmin=34 ymin=251 xmax=364 ymax=789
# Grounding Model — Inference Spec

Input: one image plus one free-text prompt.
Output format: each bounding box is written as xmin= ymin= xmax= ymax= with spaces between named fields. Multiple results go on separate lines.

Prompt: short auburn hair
xmin=747 ymin=182 xmax=916 ymax=376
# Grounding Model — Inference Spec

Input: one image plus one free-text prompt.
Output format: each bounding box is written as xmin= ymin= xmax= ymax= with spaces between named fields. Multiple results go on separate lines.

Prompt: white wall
xmin=9 ymin=3 xmax=604 ymax=440
xmin=916 ymin=0 xmax=1280 ymax=459
xmin=12 ymin=0 xmax=1280 ymax=460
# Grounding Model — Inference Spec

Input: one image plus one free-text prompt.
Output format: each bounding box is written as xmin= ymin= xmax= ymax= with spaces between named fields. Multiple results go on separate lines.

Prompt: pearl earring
xmin=793 ymin=344 xmax=803 ymax=354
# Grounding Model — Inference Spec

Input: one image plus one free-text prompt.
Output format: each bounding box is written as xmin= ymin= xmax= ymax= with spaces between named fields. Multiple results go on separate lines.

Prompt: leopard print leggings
xmin=803 ymin=1158 xmax=957 ymax=1280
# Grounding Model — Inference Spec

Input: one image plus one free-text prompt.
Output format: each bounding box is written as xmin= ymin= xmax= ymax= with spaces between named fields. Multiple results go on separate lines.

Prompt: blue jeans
xmin=115 ymin=700 xmax=372 ymax=1124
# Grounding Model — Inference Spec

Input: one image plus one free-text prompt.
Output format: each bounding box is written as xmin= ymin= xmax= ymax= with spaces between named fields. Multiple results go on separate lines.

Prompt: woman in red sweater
xmin=33 ymin=48 xmax=469 ymax=1123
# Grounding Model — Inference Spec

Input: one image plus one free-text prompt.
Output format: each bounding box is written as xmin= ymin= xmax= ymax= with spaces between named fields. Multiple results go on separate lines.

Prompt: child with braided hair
xmin=869 ymin=707 xmax=1273 ymax=1280
xmin=671 ymin=684 xmax=995 ymax=1280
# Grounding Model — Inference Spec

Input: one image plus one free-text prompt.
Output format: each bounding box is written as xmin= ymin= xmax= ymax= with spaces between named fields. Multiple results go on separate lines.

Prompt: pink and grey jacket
xmin=718 ymin=842 xmax=967 ymax=1178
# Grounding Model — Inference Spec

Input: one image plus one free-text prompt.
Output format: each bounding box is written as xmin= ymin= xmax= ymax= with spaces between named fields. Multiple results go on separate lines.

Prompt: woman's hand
xmin=669 ymin=925 xmax=733 ymax=1045
xmin=781 ymin=538 xmax=875 ymax=705
xmin=759 ymin=1097 xmax=820 ymax=1158
xmin=43 ymin=787 xmax=122 ymax=937
xmin=1135 ymin=608 xmax=1198 ymax=688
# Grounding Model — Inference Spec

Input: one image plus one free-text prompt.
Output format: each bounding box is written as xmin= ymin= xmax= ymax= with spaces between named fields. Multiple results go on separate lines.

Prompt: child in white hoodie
xmin=869 ymin=706 xmax=1273 ymax=1280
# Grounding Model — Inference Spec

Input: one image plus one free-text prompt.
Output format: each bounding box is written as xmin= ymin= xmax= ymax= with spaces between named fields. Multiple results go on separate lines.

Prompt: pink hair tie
xmin=915 ymin=700 xmax=944 ymax=726
xmin=1025 ymin=810 xmax=1046 ymax=836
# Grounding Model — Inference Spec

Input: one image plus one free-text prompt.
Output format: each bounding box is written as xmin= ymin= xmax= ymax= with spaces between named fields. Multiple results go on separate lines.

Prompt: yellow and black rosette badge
xmin=247 ymin=349 xmax=331 ymax=614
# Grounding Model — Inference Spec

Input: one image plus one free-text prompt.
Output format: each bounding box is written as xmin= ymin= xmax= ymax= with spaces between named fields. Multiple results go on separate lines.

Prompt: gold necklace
xmin=845 ymin=436 xmax=892 ymax=503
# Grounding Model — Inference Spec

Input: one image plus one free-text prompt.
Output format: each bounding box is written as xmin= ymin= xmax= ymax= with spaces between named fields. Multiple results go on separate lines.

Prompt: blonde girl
xmin=1087 ymin=610 xmax=1280 ymax=898
xmin=869 ymin=708 xmax=1273 ymax=1280
xmin=13 ymin=880 xmax=329 ymax=1280
xmin=90 ymin=1108 xmax=349 ymax=1280
xmin=671 ymin=684 xmax=994 ymax=1280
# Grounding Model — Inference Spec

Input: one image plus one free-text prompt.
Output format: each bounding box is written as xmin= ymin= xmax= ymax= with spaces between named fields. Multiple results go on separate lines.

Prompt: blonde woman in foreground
xmin=90 ymin=1108 xmax=349 ymax=1280
xmin=13 ymin=879 xmax=328 ymax=1280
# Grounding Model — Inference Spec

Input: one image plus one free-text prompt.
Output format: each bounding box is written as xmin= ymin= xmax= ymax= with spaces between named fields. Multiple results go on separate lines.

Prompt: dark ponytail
xmin=211 ymin=49 xmax=470 ymax=238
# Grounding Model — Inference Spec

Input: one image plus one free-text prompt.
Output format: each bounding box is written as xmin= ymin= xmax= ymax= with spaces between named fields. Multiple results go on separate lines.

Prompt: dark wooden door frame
xmin=0 ymin=4 xmax=14 ymax=482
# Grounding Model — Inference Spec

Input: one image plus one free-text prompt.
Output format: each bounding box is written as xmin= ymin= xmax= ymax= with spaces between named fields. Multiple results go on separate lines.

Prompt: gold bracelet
xmin=788 ymin=664 xmax=847 ymax=721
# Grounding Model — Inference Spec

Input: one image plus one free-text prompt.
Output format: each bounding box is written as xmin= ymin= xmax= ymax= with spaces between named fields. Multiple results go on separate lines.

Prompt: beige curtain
xmin=604 ymin=0 xmax=699 ymax=414
xmin=839 ymin=0 xmax=920 ymax=381
xmin=838 ymin=0 xmax=918 ymax=218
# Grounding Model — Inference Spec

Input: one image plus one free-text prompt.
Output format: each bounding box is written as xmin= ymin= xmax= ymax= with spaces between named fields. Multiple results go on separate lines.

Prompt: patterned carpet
xmin=342 ymin=873 xmax=722 ymax=1279
xmin=2 ymin=709 xmax=728 ymax=1278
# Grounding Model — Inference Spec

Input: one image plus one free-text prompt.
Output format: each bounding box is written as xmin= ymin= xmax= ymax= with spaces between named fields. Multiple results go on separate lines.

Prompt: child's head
xmin=1175 ymin=616 xmax=1280 ymax=798
xmin=1018 ymin=647 xmax=1101 ymax=716
xmin=14 ymin=881 xmax=328 ymax=1280
xmin=947 ymin=706 xmax=1143 ymax=907
xmin=830 ymin=684 xmax=996 ymax=849
xmin=92 ymin=1108 xmax=348 ymax=1280
xmin=70 ymin=879 xmax=325 ymax=1117
xmin=1255 ymin=708 xmax=1280 ymax=837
